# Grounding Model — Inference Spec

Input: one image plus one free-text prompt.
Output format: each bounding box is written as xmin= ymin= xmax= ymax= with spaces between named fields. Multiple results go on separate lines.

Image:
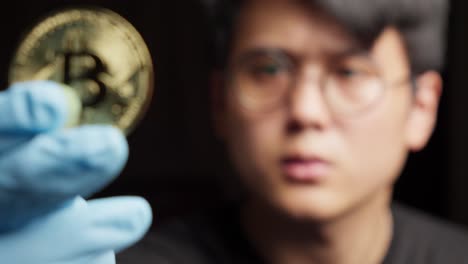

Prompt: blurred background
xmin=1 ymin=0 xmax=468 ymax=229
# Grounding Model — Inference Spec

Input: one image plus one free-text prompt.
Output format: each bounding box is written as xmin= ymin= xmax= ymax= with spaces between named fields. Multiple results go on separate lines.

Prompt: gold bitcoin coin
xmin=8 ymin=7 xmax=154 ymax=135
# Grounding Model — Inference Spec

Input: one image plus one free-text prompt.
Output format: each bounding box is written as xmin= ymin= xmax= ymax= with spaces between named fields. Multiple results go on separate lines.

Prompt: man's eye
xmin=252 ymin=64 xmax=283 ymax=75
xmin=335 ymin=67 xmax=363 ymax=78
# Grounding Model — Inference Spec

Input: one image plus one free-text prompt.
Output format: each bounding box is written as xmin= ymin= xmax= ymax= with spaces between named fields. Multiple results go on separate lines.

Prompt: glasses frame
xmin=226 ymin=48 xmax=415 ymax=118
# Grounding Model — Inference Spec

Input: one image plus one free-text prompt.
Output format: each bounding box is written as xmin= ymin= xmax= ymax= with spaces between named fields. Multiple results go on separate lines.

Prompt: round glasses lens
xmin=230 ymin=52 xmax=292 ymax=111
xmin=324 ymin=72 xmax=384 ymax=116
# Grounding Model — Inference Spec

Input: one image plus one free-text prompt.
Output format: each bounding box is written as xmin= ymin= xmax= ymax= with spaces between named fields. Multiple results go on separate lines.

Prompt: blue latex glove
xmin=0 ymin=196 xmax=152 ymax=264
xmin=0 ymin=81 xmax=153 ymax=263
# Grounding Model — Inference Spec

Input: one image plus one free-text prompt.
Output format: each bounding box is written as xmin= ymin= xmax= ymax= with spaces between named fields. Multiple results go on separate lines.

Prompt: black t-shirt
xmin=117 ymin=203 xmax=468 ymax=263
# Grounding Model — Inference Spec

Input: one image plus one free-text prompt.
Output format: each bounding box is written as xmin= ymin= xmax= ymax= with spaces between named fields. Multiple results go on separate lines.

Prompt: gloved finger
xmin=77 ymin=196 xmax=153 ymax=254
xmin=0 ymin=80 xmax=80 ymax=133
xmin=50 ymin=251 xmax=116 ymax=264
xmin=0 ymin=197 xmax=121 ymax=264
xmin=0 ymin=125 xmax=128 ymax=230
xmin=0 ymin=80 xmax=81 ymax=153
xmin=23 ymin=197 xmax=153 ymax=257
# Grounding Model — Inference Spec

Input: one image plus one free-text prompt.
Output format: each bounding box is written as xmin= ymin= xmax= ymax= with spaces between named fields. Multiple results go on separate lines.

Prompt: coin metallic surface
xmin=9 ymin=8 xmax=154 ymax=135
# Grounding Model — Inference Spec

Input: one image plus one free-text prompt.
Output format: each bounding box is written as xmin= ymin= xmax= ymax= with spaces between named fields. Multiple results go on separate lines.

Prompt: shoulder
xmin=384 ymin=203 xmax=468 ymax=264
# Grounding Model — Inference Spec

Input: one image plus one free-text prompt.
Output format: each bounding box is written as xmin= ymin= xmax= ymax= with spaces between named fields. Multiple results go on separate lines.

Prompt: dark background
xmin=2 ymin=0 xmax=468 ymax=228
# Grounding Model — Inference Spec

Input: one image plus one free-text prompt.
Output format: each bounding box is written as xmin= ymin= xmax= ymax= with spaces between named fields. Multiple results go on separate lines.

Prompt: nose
xmin=286 ymin=67 xmax=331 ymax=133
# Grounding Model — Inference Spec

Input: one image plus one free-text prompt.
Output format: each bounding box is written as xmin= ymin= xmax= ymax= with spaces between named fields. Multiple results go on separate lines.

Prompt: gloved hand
xmin=0 ymin=81 xmax=152 ymax=263
xmin=0 ymin=196 xmax=152 ymax=264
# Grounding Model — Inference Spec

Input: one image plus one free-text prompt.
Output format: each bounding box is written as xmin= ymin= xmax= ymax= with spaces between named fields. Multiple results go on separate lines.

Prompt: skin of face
xmin=212 ymin=0 xmax=442 ymax=223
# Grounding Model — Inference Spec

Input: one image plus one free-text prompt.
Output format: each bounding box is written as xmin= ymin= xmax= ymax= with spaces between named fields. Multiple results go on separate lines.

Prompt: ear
xmin=210 ymin=70 xmax=228 ymax=140
xmin=405 ymin=71 xmax=443 ymax=152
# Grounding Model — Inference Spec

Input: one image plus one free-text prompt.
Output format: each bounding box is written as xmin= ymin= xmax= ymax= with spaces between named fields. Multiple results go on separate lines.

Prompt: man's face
xmin=215 ymin=0 xmax=440 ymax=220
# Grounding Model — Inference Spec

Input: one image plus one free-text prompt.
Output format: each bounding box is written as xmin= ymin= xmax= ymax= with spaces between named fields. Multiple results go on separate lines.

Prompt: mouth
xmin=280 ymin=155 xmax=331 ymax=183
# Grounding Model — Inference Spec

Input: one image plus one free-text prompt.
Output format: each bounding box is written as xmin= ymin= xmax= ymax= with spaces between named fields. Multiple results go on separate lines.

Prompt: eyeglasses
xmin=226 ymin=49 xmax=412 ymax=117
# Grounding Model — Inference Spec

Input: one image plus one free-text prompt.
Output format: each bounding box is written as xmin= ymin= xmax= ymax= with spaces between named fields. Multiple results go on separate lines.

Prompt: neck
xmin=240 ymin=190 xmax=393 ymax=264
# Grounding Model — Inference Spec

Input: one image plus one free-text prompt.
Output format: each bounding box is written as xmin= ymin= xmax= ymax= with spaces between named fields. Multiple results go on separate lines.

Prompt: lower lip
xmin=281 ymin=160 xmax=330 ymax=182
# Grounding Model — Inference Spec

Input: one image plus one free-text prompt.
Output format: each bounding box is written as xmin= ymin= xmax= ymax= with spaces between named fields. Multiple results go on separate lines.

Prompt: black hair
xmin=202 ymin=0 xmax=449 ymax=74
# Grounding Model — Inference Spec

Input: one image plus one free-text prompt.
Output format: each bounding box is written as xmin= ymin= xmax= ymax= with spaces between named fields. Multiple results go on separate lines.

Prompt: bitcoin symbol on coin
xmin=8 ymin=8 xmax=154 ymax=135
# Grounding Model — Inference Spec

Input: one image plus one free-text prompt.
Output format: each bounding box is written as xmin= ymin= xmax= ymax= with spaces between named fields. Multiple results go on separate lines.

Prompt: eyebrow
xmin=235 ymin=46 xmax=372 ymax=65
xmin=239 ymin=46 xmax=343 ymax=60
xmin=236 ymin=47 xmax=287 ymax=59
xmin=326 ymin=46 xmax=371 ymax=60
